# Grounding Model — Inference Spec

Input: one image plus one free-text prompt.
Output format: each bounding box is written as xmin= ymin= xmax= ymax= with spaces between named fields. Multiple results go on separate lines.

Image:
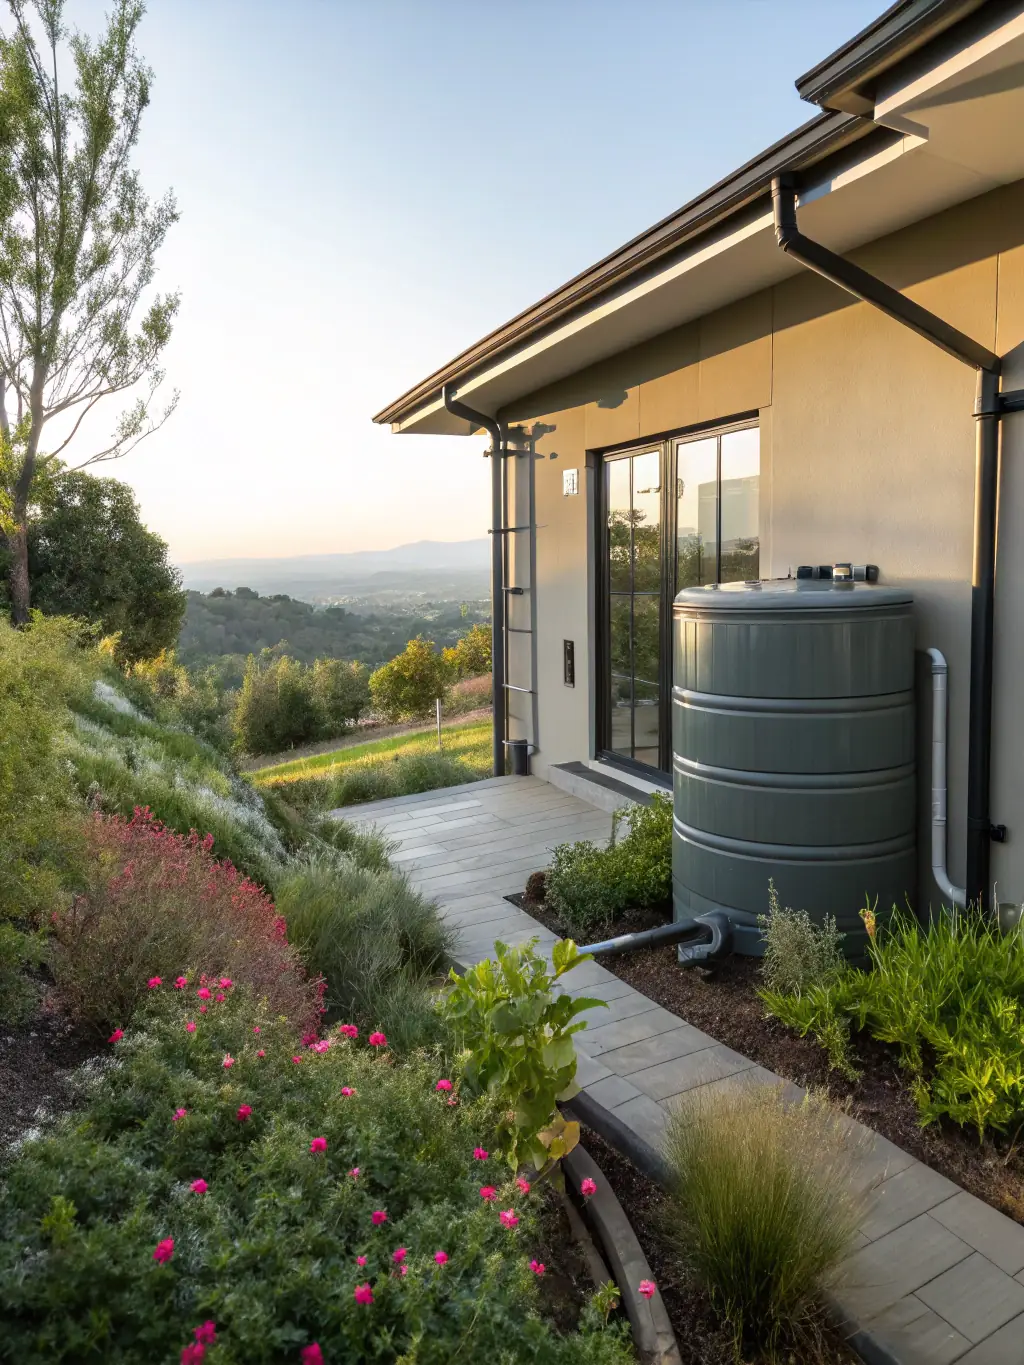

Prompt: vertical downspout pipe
xmin=442 ymin=384 xmax=506 ymax=778
xmin=925 ymin=648 xmax=967 ymax=908
xmin=771 ymin=176 xmax=1002 ymax=911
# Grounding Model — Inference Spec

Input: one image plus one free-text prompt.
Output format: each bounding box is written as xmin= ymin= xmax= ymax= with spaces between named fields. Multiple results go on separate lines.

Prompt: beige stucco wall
xmin=499 ymin=178 xmax=1024 ymax=909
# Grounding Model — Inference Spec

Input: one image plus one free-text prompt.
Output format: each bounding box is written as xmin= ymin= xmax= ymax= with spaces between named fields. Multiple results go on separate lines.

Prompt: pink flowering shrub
xmin=50 ymin=808 xmax=321 ymax=1032
xmin=0 ymin=986 xmax=633 ymax=1364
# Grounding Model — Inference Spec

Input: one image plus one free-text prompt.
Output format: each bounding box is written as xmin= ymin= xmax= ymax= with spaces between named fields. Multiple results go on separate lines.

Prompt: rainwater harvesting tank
xmin=672 ymin=579 xmax=916 ymax=958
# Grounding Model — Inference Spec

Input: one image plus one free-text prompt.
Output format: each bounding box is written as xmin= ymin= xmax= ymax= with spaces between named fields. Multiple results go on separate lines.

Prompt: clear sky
xmin=69 ymin=0 xmax=882 ymax=566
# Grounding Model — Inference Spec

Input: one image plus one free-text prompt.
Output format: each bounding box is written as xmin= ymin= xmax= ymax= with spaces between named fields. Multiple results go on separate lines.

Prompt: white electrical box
xmin=562 ymin=468 xmax=579 ymax=497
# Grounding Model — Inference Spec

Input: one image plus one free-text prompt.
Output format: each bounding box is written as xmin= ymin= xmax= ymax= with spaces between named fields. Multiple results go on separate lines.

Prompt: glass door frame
xmin=594 ymin=414 xmax=759 ymax=779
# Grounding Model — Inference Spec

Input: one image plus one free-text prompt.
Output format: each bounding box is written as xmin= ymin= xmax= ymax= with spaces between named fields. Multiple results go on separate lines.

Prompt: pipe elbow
xmin=771 ymin=175 xmax=799 ymax=252
xmin=925 ymin=646 xmax=948 ymax=676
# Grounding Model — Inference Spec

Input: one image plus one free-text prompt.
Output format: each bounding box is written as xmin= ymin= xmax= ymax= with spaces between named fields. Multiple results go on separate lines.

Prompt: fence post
xmin=436 ymin=697 xmax=442 ymax=753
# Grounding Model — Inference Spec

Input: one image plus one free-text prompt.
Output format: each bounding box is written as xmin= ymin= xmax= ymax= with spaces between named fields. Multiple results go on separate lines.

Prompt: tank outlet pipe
xmin=577 ymin=910 xmax=732 ymax=965
xmin=442 ymin=384 xmax=506 ymax=779
xmin=772 ymin=175 xmax=1002 ymax=912
xmin=926 ymin=649 xmax=967 ymax=909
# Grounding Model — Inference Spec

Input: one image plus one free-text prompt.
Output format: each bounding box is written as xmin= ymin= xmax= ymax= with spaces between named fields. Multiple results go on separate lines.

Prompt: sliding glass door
xmin=600 ymin=421 xmax=760 ymax=775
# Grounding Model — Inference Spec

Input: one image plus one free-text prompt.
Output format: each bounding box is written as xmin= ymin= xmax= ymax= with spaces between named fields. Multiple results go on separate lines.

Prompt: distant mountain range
xmin=177 ymin=539 xmax=491 ymax=603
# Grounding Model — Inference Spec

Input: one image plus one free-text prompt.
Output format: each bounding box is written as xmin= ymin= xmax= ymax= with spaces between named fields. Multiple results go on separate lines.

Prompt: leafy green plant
xmin=758 ymin=879 xmax=846 ymax=996
xmin=277 ymin=750 xmax=480 ymax=814
xmin=664 ymin=1085 xmax=867 ymax=1358
xmin=369 ymin=635 xmax=452 ymax=722
xmin=442 ymin=622 xmax=492 ymax=679
xmin=276 ymin=851 xmax=453 ymax=1051
xmin=0 ymin=921 xmax=46 ymax=1025
xmin=546 ymin=793 xmax=672 ymax=935
xmin=762 ymin=906 xmax=1024 ymax=1138
xmin=0 ymin=986 xmax=633 ymax=1365
xmin=442 ymin=938 xmax=606 ymax=1171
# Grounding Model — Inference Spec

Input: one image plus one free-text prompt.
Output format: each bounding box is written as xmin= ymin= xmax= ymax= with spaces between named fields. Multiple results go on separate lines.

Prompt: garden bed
xmin=516 ymin=891 xmax=1024 ymax=1226
xmin=578 ymin=1127 xmax=860 ymax=1364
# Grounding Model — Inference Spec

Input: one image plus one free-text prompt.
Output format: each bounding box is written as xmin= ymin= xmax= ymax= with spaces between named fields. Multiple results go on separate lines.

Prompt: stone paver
xmin=335 ymin=775 xmax=1024 ymax=1365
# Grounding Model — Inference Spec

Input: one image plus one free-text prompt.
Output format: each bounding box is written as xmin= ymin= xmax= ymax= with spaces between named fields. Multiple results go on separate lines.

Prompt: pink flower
xmin=473 ymin=1147 xmax=489 ymax=1161
xmin=309 ymin=1136 xmax=327 ymax=1155
xmin=397 ymin=1264 xmax=408 ymax=1276
xmin=338 ymin=1023 xmax=358 ymax=1039
xmin=147 ymin=976 xmax=163 ymax=989
xmin=354 ymin=1283 xmax=374 ymax=1305
xmin=349 ymin=1167 xmax=360 ymax=1179
xmin=311 ymin=1039 xmax=331 ymax=1053
xmin=185 ymin=1021 xmax=197 ymax=1033
xmin=302 ymin=1031 xmax=319 ymax=1047
xmin=435 ymin=1078 xmax=453 ymax=1092
xmin=356 ymin=1254 xmax=367 ymax=1266
xmin=199 ymin=1004 xmax=207 ymax=1013
xmin=108 ymin=1028 xmax=123 ymax=1043
xmin=219 ymin=977 xmax=233 ymax=989
xmin=499 ymin=1209 xmax=519 ymax=1229
xmin=434 ymin=1249 xmax=449 ymax=1265
xmin=181 ymin=1346 xmax=205 ymax=1365
xmin=256 ymin=1049 xmax=266 ymax=1058
xmin=479 ymin=1186 xmax=497 ymax=1202
xmin=516 ymin=1178 xmax=531 ymax=1195
xmin=529 ymin=1259 xmax=545 ymax=1276
xmin=174 ymin=976 xmax=188 ymax=990
xmin=340 ymin=1086 xmax=356 ymax=1097
xmin=371 ymin=1209 xmax=388 ymax=1225
xmin=215 ymin=992 xmax=226 ymax=1003
xmin=237 ymin=1104 xmax=252 ymax=1122
xmin=191 ymin=1178 xmax=207 ymax=1194
xmin=301 ymin=1346 xmax=325 ymax=1365
xmin=638 ymin=1279 xmax=657 ymax=1300
xmin=392 ymin=1247 xmax=407 ymax=1264
xmin=172 ymin=1107 xmax=187 ymax=1123
xmin=447 ymin=1097 xmax=459 ymax=1107
xmin=193 ymin=1321 xmax=217 ymax=1344
xmin=580 ymin=1177 xmax=597 ymax=1198
xmin=152 ymin=1237 xmax=175 ymax=1264
xmin=252 ymin=1026 xmax=261 ymax=1035
xmin=368 ymin=1031 xmax=387 ymax=1047
xmin=292 ymin=1055 xmax=302 ymax=1065
xmin=197 ymin=987 xmax=211 ymax=1000
xmin=222 ymin=1055 xmax=235 ymax=1069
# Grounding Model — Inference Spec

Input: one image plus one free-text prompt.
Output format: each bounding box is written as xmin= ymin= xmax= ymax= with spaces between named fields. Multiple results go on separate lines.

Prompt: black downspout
xmin=771 ymin=176 xmax=1002 ymax=911
xmin=442 ymin=384 xmax=506 ymax=779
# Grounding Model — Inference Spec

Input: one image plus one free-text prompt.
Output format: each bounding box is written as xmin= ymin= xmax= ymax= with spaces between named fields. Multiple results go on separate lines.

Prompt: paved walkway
xmin=337 ymin=776 xmax=1024 ymax=1365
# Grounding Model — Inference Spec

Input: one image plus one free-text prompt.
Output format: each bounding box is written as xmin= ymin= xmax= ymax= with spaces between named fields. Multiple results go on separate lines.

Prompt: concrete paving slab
xmin=861 ymin=1162 xmax=962 ymax=1243
xmin=574 ymin=991 xmax=664 ymax=1028
xmin=838 ymin=1214 xmax=972 ymax=1323
xmin=859 ymin=1295 xmax=971 ymax=1365
xmin=598 ymin=1024 xmax=720 ymax=1076
xmin=916 ymin=1252 xmax=1024 ymax=1344
xmin=580 ymin=1006 xmax=689 ymax=1056
xmin=585 ymin=1074 xmax=644 ymax=1111
xmin=955 ymin=1313 xmax=1024 ymax=1363
xmin=629 ymin=1042 xmax=753 ymax=1101
xmin=610 ymin=1094 xmax=669 ymax=1148
xmin=930 ymin=1192 xmax=1024 ymax=1277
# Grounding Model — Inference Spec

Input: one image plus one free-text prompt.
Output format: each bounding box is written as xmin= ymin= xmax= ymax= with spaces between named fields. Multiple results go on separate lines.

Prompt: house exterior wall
xmin=499 ymin=177 xmax=1024 ymax=911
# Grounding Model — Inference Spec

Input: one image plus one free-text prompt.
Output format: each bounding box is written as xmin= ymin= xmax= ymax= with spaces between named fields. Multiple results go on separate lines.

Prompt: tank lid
xmin=673 ymin=579 xmax=913 ymax=611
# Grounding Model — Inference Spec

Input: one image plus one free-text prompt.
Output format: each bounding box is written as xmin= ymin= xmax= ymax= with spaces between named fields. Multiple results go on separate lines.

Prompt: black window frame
xmin=594 ymin=413 xmax=760 ymax=777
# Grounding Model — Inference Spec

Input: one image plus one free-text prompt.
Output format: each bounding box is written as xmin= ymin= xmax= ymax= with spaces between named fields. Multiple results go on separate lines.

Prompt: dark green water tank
xmin=672 ymin=579 xmax=916 ymax=958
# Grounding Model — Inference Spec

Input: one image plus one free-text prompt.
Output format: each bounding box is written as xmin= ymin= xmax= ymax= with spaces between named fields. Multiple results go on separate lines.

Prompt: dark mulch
xmin=580 ymin=1128 xmax=860 ymax=1364
xmin=533 ymin=1184 xmax=604 ymax=1334
xmin=512 ymin=886 xmax=1024 ymax=1226
xmin=0 ymin=996 xmax=100 ymax=1149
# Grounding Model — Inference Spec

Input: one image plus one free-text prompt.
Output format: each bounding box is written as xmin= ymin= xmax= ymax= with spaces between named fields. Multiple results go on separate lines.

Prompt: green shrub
xmin=233 ymin=652 xmax=370 ymax=755
xmin=545 ymin=793 xmax=672 ymax=935
xmin=442 ymin=622 xmax=492 ymax=679
xmin=276 ymin=853 xmax=452 ymax=1052
xmin=758 ymin=879 xmax=846 ymax=996
xmin=126 ymin=649 xmax=235 ymax=751
xmin=0 ymin=986 xmax=633 ymax=1365
xmin=308 ymin=815 xmax=397 ymax=874
xmin=442 ymin=938 xmax=605 ymax=1170
xmin=761 ymin=907 xmax=1024 ymax=1137
xmin=664 ymin=1085 xmax=867 ymax=1357
xmin=0 ymin=922 xmax=46 ymax=1025
xmin=0 ymin=615 xmax=93 ymax=922
xmin=369 ymin=635 xmax=452 ymax=722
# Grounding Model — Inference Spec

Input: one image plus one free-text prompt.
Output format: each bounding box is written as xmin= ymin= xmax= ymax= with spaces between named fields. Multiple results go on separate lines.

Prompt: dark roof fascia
xmin=795 ymin=0 xmax=987 ymax=111
xmin=374 ymin=109 xmax=874 ymax=428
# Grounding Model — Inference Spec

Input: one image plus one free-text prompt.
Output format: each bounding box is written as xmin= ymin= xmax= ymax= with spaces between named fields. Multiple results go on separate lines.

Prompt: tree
xmin=308 ymin=656 xmax=369 ymax=734
xmin=442 ymin=621 xmax=492 ymax=679
xmin=0 ymin=0 xmax=179 ymax=623
xmin=231 ymin=652 xmax=370 ymax=756
xmin=9 ymin=464 xmax=184 ymax=661
xmin=369 ymin=635 xmax=452 ymax=723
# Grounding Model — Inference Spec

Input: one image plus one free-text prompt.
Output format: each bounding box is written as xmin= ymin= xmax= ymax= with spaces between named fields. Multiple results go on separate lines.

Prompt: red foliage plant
xmin=51 ymin=808 xmax=321 ymax=1033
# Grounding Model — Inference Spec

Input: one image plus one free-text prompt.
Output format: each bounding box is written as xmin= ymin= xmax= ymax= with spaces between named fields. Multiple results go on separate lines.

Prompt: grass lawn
xmin=254 ymin=718 xmax=493 ymax=787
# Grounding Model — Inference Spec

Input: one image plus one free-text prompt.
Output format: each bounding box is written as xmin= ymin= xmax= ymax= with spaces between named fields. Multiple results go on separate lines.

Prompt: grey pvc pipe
xmin=926 ymin=648 xmax=967 ymax=909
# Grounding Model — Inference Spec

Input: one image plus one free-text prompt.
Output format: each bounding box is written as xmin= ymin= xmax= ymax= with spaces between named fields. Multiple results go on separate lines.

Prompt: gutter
xmin=771 ymin=176 xmax=1019 ymax=912
xmin=442 ymin=385 xmax=507 ymax=779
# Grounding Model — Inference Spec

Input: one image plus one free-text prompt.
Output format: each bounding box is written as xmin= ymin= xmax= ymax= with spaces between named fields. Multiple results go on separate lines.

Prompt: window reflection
xmin=720 ymin=427 xmax=759 ymax=583
xmin=676 ymin=437 xmax=717 ymax=591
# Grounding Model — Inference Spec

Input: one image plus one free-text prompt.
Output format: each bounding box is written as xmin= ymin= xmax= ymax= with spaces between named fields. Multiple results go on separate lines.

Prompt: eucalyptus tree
xmin=0 ymin=0 xmax=178 ymax=622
